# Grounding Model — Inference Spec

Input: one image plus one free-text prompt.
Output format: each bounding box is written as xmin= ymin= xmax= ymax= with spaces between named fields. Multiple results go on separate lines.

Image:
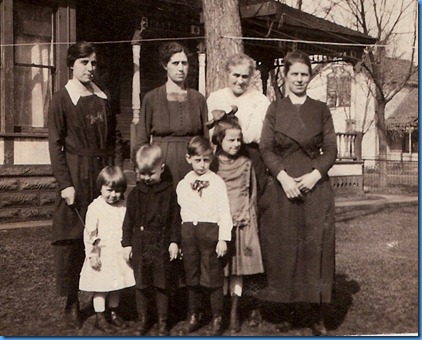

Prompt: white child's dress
xmin=79 ymin=196 xmax=135 ymax=292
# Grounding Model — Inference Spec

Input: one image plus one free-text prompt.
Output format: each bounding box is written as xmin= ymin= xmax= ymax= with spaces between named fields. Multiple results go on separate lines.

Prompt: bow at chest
xmin=191 ymin=179 xmax=210 ymax=197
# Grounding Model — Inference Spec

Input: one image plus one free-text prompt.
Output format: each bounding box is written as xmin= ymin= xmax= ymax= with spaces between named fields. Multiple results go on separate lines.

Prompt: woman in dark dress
xmin=258 ymin=51 xmax=337 ymax=335
xmin=48 ymin=42 xmax=119 ymax=328
xmin=133 ymin=42 xmax=208 ymax=187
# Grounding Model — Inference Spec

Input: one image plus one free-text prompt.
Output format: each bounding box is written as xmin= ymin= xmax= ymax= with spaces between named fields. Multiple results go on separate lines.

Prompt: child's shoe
xmin=157 ymin=314 xmax=169 ymax=336
xmin=94 ymin=312 xmax=114 ymax=333
xmin=183 ymin=312 xmax=202 ymax=333
xmin=110 ymin=309 xmax=129 ymax=328
xmin=207 ymin=314 xmax=223 ymax=336
xmin=248 ymin=308 xmax=262 ymax=328
xmin=134 ymin=315 xmax=147 ymax=336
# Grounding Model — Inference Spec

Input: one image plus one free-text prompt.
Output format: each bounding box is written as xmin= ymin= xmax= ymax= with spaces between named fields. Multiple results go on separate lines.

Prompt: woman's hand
xmin=61 ymin=186 xmax=75 ymax=205
xmin=277 ymin=170 xmax=302 ymax=199
xmin=168 ymin=242 xmax=179 ymax=261
xmin=294 ymin=169 xmax=322 ymax=193
xmin=216 ymin=240 xmax=227 ymax=258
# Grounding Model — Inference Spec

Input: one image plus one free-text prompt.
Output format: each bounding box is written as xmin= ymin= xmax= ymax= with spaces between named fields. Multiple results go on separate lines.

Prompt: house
xmin=0 ymin=0 xmax=376 ymax=222
xmin=386 ymin=87 xmax=418 ymax=160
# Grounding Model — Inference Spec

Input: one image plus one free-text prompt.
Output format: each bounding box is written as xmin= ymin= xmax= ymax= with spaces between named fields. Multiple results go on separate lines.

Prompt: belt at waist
xmin=152 ymin=136 xmax=193 ymax=143
xmin=182 ymin=221 xmax=218 ymax=227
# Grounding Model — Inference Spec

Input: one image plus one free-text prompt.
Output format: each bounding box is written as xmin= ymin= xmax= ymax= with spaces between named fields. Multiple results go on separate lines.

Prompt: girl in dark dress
xmin=48 ymin=42 xmax=119 ymax=328
xmin=258 ymin=51 xmax=337 ymax=335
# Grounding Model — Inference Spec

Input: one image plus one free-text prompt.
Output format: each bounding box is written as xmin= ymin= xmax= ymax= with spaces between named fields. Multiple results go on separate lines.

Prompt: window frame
xmin=0 ymin=0 xmax=75 ymax=136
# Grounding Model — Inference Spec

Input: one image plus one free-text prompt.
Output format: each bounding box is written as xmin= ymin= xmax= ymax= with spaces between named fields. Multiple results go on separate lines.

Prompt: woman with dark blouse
xmin=258 ymin=51 xmax=337 ymax=335
xmin=48 ymin=42 xmax=119 ymax=329
xmin=133 ymin=42 xmax=208 ymax=187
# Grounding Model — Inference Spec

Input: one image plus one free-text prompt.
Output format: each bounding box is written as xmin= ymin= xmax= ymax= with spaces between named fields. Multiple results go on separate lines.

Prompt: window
xmin=13 ymin=1 xmax=55 ymax=131
xmin=326 ymin=66 xmax=351 ymax=108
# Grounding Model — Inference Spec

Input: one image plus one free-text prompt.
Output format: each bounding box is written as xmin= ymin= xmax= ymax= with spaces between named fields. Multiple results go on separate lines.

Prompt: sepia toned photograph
xmin=0 ymin=0 xmax=418 ymax=336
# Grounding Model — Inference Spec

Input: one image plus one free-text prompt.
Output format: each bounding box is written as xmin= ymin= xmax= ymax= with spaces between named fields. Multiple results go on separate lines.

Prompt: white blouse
xmin=207 ymin=87 xmax=271 ymax=144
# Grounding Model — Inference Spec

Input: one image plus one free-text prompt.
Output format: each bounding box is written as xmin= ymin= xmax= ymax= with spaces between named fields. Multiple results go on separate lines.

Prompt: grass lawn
xmin=0 ymin=204 xmax=418 ymax=336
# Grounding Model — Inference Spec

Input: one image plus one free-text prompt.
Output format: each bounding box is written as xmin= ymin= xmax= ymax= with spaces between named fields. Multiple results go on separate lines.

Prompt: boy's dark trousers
xmin=136 ymin=287 xmax=169 ymax=335
xmin=181 ymin=222 xmax=225 ymax=334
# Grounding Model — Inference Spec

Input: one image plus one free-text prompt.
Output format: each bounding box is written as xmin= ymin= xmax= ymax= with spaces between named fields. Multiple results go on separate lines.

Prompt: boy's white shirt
xmin=176 ymin=170 xmax=233 ymax=241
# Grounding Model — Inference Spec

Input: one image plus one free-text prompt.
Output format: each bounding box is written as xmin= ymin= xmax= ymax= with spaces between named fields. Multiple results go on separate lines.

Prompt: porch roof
xmin=238 ymin=0 xmax=377 ymax=62
xmin=386 ymin=87 xmax=419 ymax=131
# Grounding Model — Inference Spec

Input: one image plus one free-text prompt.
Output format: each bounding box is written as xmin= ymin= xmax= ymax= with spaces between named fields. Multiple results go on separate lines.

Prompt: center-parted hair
xmin=96 ymin=165 xmax=127 ymax=194
xmin=135 ymin=144 xmax=164 ymax=170
xmin=283 ymin=50 xmax=312 ymax=77
xmin=159 ymin=41 xmax=190 ymax=68
xmin=212 ymin=116 xmax=243 ymax=154
xmin=187 ymin=136 xmax=213 ymax=157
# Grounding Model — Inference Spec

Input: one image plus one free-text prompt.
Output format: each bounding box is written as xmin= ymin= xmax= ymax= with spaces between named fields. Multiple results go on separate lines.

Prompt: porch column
xmin=408 ymin=128 xmax=413 ymax=154
xmin=130 ymin=18 xmax=148 ymax=159
xmin=130 ymin=43 xmax=141 ymax=158
xmin=197 ymin=41 xmax=206 ymax=96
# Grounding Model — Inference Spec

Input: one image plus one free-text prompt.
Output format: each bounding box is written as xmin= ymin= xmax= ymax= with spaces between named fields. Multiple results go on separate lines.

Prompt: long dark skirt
xmin=257 ymin=176 xmax=335 ymax=304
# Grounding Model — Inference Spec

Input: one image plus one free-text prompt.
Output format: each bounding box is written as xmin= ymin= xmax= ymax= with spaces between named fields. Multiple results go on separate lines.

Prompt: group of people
xmin=48 ymin=41 xmax=337 ymax=336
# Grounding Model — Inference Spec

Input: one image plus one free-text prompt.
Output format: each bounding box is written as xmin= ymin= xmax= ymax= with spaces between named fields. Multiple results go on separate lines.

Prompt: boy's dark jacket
xmin=122 ymin=166 xmax=181 ymax=289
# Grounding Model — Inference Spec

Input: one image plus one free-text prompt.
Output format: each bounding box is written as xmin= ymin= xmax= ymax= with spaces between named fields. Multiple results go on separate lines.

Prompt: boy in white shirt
xmin=176 ymin=136 xmax=233 ymax=336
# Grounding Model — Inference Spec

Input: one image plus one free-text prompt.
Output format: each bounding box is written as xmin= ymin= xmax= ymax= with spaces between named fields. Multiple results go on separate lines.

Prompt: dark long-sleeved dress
xmin=48 ymin=86 xmax=117 ymax=243
xmin=134 ymin=85 xmax=208 ymax=187
xmin=121 ymin=170 xmax=182 ymax=290
xmin=258 ymin=96 xmax=337 ymax=304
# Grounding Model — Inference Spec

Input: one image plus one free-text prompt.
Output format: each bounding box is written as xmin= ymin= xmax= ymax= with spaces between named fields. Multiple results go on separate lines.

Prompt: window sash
xmin=13 ymin=1 xmax=55 ymax=130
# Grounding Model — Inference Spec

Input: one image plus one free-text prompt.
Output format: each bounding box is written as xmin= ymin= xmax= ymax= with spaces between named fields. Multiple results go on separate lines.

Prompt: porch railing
xmin=336 ymin=132 xmax=362 ymax=161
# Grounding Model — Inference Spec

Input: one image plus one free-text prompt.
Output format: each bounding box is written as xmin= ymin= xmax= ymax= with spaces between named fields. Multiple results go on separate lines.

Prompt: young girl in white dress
xmin=79 ymin=165 xmax=135 ymax=333
xmin=210 ymin=116 xmax=264 ymax=333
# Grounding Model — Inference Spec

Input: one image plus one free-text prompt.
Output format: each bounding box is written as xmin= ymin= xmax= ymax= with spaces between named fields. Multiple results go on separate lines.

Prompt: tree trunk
xmin=202 ymin=0 xmax=244 ymax=95
xmin=374 ymin=94 xmax=388 ymax=189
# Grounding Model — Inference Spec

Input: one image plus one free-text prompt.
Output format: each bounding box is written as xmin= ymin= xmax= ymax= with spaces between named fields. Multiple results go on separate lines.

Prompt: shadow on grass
xmin=325 ymin=273 xmax=360 ymax=330
xmin=254 ymin=273 xmax=360 ymax=331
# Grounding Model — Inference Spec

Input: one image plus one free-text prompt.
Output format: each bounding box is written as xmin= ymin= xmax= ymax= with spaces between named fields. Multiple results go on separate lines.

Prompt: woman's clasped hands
xmin=277 ymin=169 xmax=322 ymax=199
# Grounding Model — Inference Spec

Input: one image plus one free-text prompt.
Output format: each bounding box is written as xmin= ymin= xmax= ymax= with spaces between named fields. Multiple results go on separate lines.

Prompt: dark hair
xmin=135 ymin=144 xmax=164 ymax=170
xmin=67 ymin=41 xmax=96 ymax=68
xmin=159 ymin=41 xmax=189 ymax=67
xmin=96 ymin=165 xmax=127 ymax=194
xmin=187 ymin=136 xmax=213 ymax=157
xmin=225 ymin=53 xmax=256 ymax=76
xmin=283 ymin=50 xmax=312 ymax=77
xmin=212 ymin=116 xmax=243 ymax=154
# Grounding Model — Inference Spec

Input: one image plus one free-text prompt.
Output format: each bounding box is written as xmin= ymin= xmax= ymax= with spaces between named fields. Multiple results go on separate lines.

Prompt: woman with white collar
xmin=48 ymin=41 xmax=119 ymax=329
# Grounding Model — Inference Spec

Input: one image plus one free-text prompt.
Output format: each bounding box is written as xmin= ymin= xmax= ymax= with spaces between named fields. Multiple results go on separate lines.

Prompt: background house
xmin=302 ymin=59 xmax=418 ymax=163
